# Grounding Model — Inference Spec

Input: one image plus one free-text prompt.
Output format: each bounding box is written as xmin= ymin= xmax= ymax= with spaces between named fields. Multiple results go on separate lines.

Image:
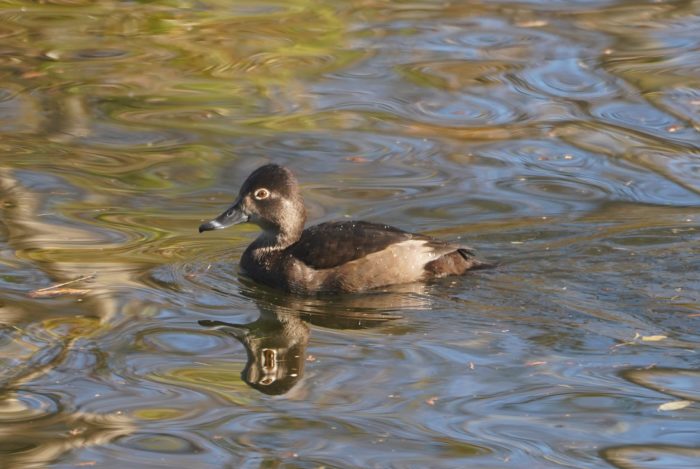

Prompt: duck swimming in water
xmin=199 ymin=164 xmax=489 ymax=294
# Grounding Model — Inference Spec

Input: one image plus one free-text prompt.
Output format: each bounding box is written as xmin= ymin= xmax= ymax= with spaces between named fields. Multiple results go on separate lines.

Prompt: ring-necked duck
xmin=199 ymin=164 xmax=490 ymax=294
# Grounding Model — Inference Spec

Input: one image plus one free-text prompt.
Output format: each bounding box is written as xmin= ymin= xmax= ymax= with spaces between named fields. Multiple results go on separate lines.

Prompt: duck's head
xmin=199 ymin=164 xmax=307 ymax=241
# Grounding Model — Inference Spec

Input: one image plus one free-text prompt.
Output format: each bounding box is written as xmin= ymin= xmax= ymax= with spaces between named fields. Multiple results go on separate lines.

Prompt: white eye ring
xmin=253 ymin=188 xmax=270 ymax=200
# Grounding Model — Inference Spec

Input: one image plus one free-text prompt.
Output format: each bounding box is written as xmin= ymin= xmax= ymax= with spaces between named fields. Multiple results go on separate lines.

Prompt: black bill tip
xmin=198 ymin=220 xmax=221 ymax=233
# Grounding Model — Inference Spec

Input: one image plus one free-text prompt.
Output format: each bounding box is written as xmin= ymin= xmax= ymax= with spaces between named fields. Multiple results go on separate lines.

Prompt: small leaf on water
xmin=344 ymin=156 xmax=369 ymax=163
xmin=425 ymin=396 xmax=438 ymax=406
xmin=641 ymin=335 xmax=667 ymax=342
xmin=658 ymin=400 xmax=692 ymax=411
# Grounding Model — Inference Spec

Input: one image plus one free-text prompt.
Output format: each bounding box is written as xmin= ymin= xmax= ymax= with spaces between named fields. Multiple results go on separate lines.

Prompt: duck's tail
xmin=457 ymin=248 xmax=496 ymax=270
xmin=425 ymin=247 xmax=495 ymax=277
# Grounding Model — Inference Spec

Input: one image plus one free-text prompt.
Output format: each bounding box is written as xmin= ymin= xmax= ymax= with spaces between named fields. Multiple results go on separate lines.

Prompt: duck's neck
xmin=251 ymin=225 xmax=302 ymax=252
xmin=249 ymin=200 xmax=306 ymax=252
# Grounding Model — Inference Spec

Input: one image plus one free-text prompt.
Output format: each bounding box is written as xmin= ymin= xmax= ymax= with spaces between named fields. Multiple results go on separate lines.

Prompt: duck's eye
xmin=253 ymin=188 xmax=270 ymax=200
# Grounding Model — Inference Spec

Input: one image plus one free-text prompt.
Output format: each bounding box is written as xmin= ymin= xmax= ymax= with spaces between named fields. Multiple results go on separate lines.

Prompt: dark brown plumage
xmin=289 ymin=221 xmax=417 ymax=270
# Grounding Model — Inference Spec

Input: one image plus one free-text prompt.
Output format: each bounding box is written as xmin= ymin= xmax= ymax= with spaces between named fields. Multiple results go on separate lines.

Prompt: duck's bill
xmin=198 ymin=202 xmax=249 ymax=233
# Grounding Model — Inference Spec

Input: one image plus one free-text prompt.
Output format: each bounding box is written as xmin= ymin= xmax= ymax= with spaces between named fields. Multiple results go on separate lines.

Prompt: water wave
xmin=519 ymin=58 xmax=620 ymax=99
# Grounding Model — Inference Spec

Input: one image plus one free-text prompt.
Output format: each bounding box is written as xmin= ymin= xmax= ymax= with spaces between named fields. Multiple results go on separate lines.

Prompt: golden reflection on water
xmin=0 ymin=0 xmax=699 ymax=467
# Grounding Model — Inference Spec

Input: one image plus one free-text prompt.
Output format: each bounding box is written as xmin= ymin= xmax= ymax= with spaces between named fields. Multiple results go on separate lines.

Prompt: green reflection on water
xmin=152 ymin=364 xmax=254 ymax=405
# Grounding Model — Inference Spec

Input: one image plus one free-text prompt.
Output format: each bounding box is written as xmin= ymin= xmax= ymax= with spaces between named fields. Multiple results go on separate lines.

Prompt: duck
xmin=199 ymin=164 xmax=490 ymax=294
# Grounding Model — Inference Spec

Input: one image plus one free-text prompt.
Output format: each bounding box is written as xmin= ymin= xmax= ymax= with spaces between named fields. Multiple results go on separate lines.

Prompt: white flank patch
xmin=379 ymin=240 xmax=445 ymax=272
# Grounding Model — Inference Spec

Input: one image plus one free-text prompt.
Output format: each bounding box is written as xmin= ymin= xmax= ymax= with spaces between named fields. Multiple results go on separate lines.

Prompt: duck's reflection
xmin=200 ymin=309 xmax=309 ymax=395
xmin=199 ymin=283 xmax=430 ymax=395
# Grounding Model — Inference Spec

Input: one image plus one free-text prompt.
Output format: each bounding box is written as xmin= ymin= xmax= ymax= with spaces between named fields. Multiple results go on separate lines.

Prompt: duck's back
xmin=285 ymin=221 xmax=484 ymax=292
xmin=289 ymin=221 xmax=421 ymax=269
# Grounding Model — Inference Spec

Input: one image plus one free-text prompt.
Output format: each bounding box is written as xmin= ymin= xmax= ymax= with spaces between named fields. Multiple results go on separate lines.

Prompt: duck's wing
xmin=289 ymin=220 xmax=427 ymax=270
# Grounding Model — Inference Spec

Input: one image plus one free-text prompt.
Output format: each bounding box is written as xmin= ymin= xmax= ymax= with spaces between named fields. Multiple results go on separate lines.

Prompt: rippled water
xmin=1 ymin=0 xmax=699 ymax=467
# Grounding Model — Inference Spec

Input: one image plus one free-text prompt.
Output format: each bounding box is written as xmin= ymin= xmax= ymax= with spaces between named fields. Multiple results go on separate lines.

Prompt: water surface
xmin=0 ymin=0 xmax=699 ymax=467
